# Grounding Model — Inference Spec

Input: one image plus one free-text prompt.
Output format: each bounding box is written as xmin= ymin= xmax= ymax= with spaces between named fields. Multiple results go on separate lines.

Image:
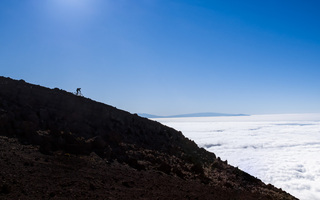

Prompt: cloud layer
xmin=156 ymin=114 xmax=320 ymax=200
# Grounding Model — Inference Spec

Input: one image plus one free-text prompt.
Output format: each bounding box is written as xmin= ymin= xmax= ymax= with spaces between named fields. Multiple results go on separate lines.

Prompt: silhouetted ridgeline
xmin=0 ymin=76 xmax=297 ymax=199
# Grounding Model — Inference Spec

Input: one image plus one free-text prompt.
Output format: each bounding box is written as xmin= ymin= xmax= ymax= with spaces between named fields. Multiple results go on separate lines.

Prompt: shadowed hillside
xmin=0 ymin=76 xmax=297 ymax=199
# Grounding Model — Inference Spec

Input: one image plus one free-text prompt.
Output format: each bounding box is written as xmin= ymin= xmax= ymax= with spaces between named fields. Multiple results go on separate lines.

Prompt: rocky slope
xmin=0 ymin=76 xmax=297 ymax=199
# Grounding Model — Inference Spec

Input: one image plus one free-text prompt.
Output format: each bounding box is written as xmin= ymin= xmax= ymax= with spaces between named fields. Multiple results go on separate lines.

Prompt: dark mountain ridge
xmin=0 ymin=76 xmax=296 ymax=199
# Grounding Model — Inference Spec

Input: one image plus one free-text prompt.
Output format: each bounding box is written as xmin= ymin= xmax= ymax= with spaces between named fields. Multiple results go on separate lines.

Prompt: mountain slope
xmin=0 ymin=76 xmax=296 ymax=199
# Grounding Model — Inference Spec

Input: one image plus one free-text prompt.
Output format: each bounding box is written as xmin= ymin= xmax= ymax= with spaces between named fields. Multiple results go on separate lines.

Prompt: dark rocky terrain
xmin=0 ymin=76 xmax=297 ymax=199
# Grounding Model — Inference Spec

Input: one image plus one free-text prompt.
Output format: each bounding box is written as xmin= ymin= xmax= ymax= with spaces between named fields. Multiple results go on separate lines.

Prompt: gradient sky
xmin=1 ymin=0 xmax=319 ymax=115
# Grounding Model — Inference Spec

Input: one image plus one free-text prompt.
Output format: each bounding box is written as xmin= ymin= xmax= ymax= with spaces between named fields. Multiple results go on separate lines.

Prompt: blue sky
xmin=1 ymin=0 xmax=319 ymax=115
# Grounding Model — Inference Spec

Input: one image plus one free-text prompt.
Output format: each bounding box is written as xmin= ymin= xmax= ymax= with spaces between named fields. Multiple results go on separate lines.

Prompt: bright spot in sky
xmin=42 ymin=0 xmax=101 ymax=23
xmin=155 ymin=114 xmax=320 ymax=200
xmin=52 ymin=0 xmax=91 ymax=12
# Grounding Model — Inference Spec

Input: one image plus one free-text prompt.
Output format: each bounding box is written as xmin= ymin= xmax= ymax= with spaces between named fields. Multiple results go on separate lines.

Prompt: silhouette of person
xmin=76 ymin=88 xmax=81 ymax=96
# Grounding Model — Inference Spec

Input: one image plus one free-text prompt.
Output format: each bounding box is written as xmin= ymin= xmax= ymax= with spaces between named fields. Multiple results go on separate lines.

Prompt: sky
xmin=1 ymin=0 xmax=319 ymax=115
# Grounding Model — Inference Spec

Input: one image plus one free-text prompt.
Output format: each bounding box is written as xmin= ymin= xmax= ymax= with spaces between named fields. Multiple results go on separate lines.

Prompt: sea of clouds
xmin=155 ymin=113 xmax=320 ymax=200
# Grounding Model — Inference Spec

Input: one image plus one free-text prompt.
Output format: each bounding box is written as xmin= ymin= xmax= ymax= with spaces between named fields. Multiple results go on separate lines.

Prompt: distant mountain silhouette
xmin=139 ymin=112 xmax=249 ymax=118
xmin=0 ymin=76 xmax=296 ymax=199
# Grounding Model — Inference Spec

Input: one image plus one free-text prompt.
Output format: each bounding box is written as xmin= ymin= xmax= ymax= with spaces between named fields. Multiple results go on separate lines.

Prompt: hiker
xmin=76 ymin=88 xmax=82 ymax=96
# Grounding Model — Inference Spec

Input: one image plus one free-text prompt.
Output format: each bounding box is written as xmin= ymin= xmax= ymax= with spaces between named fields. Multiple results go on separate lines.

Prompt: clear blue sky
xmin=1 ymin=0 xmax=319 ymax=115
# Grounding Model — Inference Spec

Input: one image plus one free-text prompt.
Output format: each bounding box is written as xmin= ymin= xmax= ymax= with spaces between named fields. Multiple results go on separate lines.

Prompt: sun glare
xmin=54 ymin=0 xmax=88 ymax=11
xmin=41 ymin=0 xmax=102 ymax=26
xmin=45 ymin=0 xmax=101 ymax=19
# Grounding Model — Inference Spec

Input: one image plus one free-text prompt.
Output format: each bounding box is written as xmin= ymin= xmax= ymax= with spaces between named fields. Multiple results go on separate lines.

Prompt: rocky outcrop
xmin=0 ymin=76 xmax=297 ymax=199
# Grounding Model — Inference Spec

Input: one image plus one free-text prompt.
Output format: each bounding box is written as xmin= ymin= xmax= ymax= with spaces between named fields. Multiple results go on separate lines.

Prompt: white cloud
xmin=156 ymin=114 xmax=320 ymax=200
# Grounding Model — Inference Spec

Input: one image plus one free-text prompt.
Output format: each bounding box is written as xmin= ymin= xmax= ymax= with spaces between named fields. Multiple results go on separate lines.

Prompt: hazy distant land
xmin=139 ymin=112 xmax=249 ymax=118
